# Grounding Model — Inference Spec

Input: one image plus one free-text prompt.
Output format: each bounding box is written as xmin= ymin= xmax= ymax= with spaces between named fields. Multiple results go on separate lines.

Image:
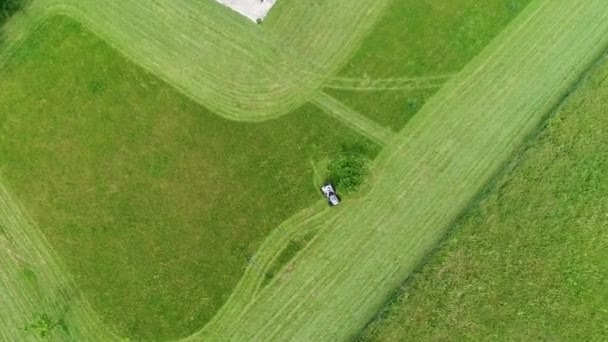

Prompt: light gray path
xmin=214 ymin=0 xmax=277 ymax=22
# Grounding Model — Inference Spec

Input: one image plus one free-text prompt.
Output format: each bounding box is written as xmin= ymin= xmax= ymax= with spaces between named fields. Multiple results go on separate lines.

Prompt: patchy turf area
xmin=0 ymin=16 xmax=376 ymax=340
xmin=359 ymin=54 xmax=608 ymax=342
xmin=326 ymin=0 xmax=531 ymax=131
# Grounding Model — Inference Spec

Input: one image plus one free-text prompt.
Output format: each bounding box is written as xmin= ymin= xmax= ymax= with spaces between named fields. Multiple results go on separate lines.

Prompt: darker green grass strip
xmin=260 ymin=231 xmax=316 ymax=288
xmin=0 ymin=0 xmax=25 ymax=26
xmin=197 ymin=1 xmax=608 ymax=339
xmin=0 ymin=16 xmax=378 ymax=340
xmin=329 ymin=0 xmax=532 ymax=131
xmin=360 ymin=52 xmax=608 ymax=342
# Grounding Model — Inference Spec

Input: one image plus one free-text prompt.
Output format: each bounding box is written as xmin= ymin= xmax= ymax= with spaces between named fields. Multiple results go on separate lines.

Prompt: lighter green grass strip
xmin=0 ymin=178 xmax=115 ymax=340
xmin=3 ymin=0 xmax=608 ymax=340
xmin=312 ymin=92 xmax=396 ymax=146
xmin=204 ymin=201 xmax=332 ymax=323
xmin=193 ymin=0 xmax=608 ymax=340
xmin=1 ymin=0 xmax=391 ymax=121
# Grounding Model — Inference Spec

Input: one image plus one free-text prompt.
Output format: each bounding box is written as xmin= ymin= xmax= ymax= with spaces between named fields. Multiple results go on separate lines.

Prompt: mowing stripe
xmin=0 ymin=179 xmax=116 ymax=340
xmin=0 ymin=0 xmax=392 ymax=338
xmin=324 ymin=74 xmax=455 ymax=92
xmin=2 ymin=0 xmax=608 ymax=340
xmin=0 ymin=0 xmax=391 ymax=121
xmin=193 ymin=0 xmax=608 ymax=340
xmin=312 ymin=92 xmax=396 ymax=146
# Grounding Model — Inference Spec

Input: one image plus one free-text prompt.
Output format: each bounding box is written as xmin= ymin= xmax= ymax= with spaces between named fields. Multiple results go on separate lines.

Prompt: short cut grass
xmin=328 ymin=0 xmax=532 ymax=131
xmin=360 ymin=53 xmax=608 ymax=342
xmin=0 ymin=16 xmax=376 ymax=340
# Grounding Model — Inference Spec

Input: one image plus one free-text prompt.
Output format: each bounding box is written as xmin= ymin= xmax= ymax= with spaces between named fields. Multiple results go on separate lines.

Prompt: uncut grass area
xmin=327 ymin=0 xmax=531 ymax=131
xmin=0 ymin=17 xmax=376 ymax=340
xmin=360 ymin=55 xmax=608 ymax=341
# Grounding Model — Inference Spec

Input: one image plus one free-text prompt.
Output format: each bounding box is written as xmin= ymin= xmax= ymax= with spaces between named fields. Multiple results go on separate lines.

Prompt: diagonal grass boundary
xmin=356 ymin=51 xmax=608 ymax=341
xmin=3 ymin=0 xmax=608 ymax=340
xmin=0 ymin=179 xmax=116 ymax=340
xmin=312 ymin=92 xmax=396 ymax=146
xmin=193 ymin=0 xmax=608 ymax=340
xmin=1 ymin=0 xmax=392 ymax=121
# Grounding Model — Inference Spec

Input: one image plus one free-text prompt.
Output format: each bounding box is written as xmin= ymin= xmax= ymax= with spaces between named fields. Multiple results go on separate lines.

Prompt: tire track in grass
xmin=193 ymin=1 xmax=608 ymax=340
xmin=312 ymin=92 xmax=396 ymax=146
xmin=0 ymin=0 xmax=392 ymax=121
xmin=0 ymin=0 xmax=392 ymax=338
xmin=204 ymin=201 xmax=335 ymax=325
xmin=324 ymin=74 xmax=455 ymax=92
xmin=3 ymin=0 xmax=608 ymax=340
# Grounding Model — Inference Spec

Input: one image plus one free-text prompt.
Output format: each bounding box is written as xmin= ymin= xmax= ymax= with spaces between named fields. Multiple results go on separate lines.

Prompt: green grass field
xmin=360 ymin=53 xmax=608 ymax=341
xmin=2 ymin=0 xmax=391 ymax=121
xmin=195 ymin=1 xmax=608 ymax=339
xmin=325 ymin=0 xmax=531 ymax=131
xmin=0 ymin=16 xmax=376 ymax=340
xmin=2 ymin=0 xmax=608 ymax=340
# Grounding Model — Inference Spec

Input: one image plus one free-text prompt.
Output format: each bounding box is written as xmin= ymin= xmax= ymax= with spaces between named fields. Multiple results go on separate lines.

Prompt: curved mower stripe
xmin=3 ymin=0 xmax=391 ymax=121
xmin=194 ymin=0 xmax=608 ymax=339
xmin=2 ymin=0 xmax=608 ymax=341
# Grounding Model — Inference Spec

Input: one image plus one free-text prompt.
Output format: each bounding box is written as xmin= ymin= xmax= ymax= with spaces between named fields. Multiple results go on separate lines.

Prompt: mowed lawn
xmin=326 ymin=0 xmax=531 ymax=131
xmin=0 ymin=17 xmax=375 ymax=340
xmin=360 ymin=55 xmax=608 ymax=341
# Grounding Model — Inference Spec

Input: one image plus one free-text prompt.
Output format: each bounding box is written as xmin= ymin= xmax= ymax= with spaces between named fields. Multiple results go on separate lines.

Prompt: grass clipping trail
xmin=196 ymin=0 xmax=608 ymax=340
